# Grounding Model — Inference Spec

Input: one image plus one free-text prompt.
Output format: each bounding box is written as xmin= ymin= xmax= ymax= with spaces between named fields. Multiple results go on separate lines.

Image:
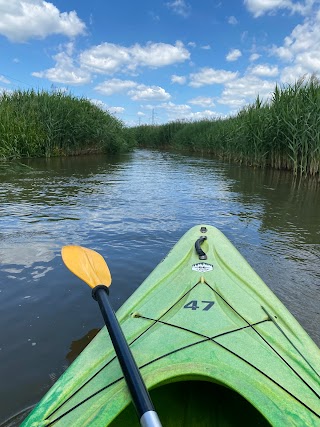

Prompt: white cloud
xmin=171 ymin=74 xmax=187 ymax=84
xmin=249 ymin=53 xmax=261 ymax=61
xmin=0 ymin=75 xmax=10 ymax=84
xmin=218 ymin=97 xmax=247 ymax=108
xmin=188 ymin=41 xmax=196 ymax=47
xmin=80 ymin=41 xmax=190 ymax=75
xmin=0 ymin=0 xmax=86 ymax=42
xmin=271 ymin=9 xmax=320 ymax=82
xmin=95 ymin=79 xmax=137 ymax=95
xmin=90 ymin=99 xmax=125 ymax=116
xmin=94 ymin=80 xmax=171 ymax=103
xmin=166 ymin=0 xmax=191 ymax=17
xmin=90 ymin=99 xmax=108 ymax=110
xmin=250 ymin=64 xmax=279 ymax=77
xmin=201 ymin=45 xmax=211 ymax=50
xmin=228 ymin=15 xmax=238 ymax=24
xmin=155 ymin=102 xmax=222 ymax=122
xmin=189 ymin=96 xmax=215 ymax=107
xmin=32 ymin=49 xmax=91 ymax=85
xmin=128 ymin=85 xmax=171 ymax=101
xmin=219 ymin=75 xmax=275 ymax=108
xmin=226 ymin=49 xmax=242 ymax=62
xmin=189 ymin=67 xmax=238 ymax=87
xmin=187 ymin=110 xmax=221 ymax=120
xmin=244 ymin=0 xmax=317 ymax=17
xmin=33 ymin=41 xmax=189 ymax=85
xmin=108 ymin=106 xmax=125 ymax=114
xmin=159 ymin=101 xmax=191 ymax=115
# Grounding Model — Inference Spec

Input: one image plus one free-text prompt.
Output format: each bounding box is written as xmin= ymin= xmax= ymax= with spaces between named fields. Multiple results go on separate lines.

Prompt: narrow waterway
xmin=0 ymin=149 xmax=319 ymax=425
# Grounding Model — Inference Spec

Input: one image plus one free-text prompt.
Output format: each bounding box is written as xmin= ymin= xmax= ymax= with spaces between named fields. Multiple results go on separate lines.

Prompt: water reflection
xmin=66 ymin=329 xmax=100 ymax=364
xmin=224 ymin=166 xmax=320 ymax=244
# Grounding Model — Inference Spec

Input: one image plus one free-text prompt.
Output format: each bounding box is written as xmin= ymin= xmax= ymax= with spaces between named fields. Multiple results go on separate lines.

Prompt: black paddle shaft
xmin=92 ymin=285 xmax=156 ymax=421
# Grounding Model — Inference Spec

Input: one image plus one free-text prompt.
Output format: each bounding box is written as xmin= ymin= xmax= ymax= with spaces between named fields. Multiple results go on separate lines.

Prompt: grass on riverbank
xmin=0 ymin=90 xmax=130 ymax=159
xmin=128 ymin=76 xmax=320 ymax=177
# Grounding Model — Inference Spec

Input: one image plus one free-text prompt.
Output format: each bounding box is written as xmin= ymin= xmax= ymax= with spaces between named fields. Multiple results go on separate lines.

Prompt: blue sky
xmin=1 ymin=0 xmax=320 ymax=125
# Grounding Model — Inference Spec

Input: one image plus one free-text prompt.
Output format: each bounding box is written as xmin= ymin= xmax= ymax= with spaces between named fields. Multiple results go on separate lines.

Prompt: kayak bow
xmin=22 ymin=225 xmax=320 ymax=426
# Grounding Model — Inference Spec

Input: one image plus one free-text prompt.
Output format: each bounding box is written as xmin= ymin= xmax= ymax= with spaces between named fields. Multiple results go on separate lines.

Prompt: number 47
xmin=183 ymin=300 xmax=214 ymax=311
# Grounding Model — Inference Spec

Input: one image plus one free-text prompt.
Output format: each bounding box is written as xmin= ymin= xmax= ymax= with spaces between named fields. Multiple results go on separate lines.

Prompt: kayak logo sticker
xmin=192 ymin=263 xmax=213 ymax=272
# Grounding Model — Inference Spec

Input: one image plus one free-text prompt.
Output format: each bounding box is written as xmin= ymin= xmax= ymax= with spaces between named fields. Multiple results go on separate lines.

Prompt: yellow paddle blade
xmin=61 ymin=246 xmax=111 ymax=289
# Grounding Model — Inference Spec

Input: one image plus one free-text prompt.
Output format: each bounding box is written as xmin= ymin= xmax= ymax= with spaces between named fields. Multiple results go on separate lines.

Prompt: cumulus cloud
xmin=250 ymin=64 xmax=279 ymax=77
xmin=271 ymin=9 xmax=320 ymax=82
xmin=171 ymin=74 xmax=187 ymax=84
xmin=226 ymin=49 xmax=242 ymax=62
xmin=90 ymin=99 xmax=107 ymax=109
xmin=249 ymin=53 xmax=261 ymax=61
xmin=228 ymin=15 xmax=238 ymax=24
xmin=0 ymin=0 xmax=86 ymax=42
xmin=189 ymin=67 xmax=238 ymax=87
xmin=33 ymin=41 xmax=190 ymax=85
xmin=188 ymin=96 xmax=215 ymax=107
xmin=128 ymin=85 xmax=171 ymax=101
xmin=32 ymin=47 xmax=91 ymax=84
xmin=108 ymin=106 xmax=125 ymax=115
xmin=166 ymin=0 xmax=191 ymax=17
xmin=218 ymin=75 xmax=275 ymax=108
xmin=187 ymin=110 xmax=222 ymax=120
xmin=159 ymin=101 xmax=191 ymax=115
xmin=80 ymin=41 xmax=190 ymax=75
xmin=95 ymin=79 xmax=137 ymax=95
xmin=90 ymin=100 xmax=124 ymax=113
xmin=152 ymin=101 xmax=221 ymax=122
xmin=244 ymin=0 xmax=317 ymax=17
xmin=94 ymin=79 xmax=171 ymax=102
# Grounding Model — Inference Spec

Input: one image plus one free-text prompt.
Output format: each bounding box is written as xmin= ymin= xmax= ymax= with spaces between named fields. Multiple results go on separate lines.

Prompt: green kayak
xmin=22 ymin=225 xmax=320 ymax=426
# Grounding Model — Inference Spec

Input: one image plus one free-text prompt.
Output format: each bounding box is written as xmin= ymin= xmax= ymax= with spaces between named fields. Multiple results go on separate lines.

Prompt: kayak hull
xmin=22 ymin=225 xmax=320 ymax=426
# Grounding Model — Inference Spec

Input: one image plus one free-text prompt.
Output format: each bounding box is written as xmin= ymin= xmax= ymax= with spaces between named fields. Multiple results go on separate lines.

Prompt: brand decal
xmin=192 ymin=262 xmax=213 ymax=272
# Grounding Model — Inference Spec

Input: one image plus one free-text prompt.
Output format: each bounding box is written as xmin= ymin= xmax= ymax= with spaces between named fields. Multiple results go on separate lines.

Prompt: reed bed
xmin=0 ymin=90 xmax=129 ymax=159
xmin=129 ymin=77 xmax=320 ymax=177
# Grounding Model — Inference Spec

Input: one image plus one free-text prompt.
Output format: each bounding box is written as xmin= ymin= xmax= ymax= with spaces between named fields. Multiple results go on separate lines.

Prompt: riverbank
xmin=0 ymin=90 xmax=131 ymax=160
xmin=128 ymin=77 xmax=320 ymax=177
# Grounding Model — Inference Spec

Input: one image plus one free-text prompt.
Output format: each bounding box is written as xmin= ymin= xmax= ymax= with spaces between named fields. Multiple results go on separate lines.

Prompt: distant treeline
xmin=0 ymin=90 xmax=132 ymax=159
xmin=128 ymin=76 xmax=320 ymax=177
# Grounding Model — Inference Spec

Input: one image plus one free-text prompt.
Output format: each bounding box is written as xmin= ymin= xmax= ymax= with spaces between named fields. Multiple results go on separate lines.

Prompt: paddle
xmin=61 ymin=245 xmax=162 ymax=427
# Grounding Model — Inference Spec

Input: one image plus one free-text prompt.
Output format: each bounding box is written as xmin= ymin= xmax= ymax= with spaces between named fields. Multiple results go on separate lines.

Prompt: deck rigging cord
xmin=46 ymin=279 xmax=320 ymax=425
xmin=205 ymin=280 xmax=320 ymax=398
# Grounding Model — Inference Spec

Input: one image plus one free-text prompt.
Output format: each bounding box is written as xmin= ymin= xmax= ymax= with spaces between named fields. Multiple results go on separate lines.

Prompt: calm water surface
xmin=0 ymin=149 xmax=319 ymax=424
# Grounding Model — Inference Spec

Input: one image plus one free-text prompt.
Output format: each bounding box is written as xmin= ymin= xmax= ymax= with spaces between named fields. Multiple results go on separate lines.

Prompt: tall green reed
xmin=128 ymin=76 xmax=320 ymax=177
xmin=0 ymin=89 xmax=129 ymax=159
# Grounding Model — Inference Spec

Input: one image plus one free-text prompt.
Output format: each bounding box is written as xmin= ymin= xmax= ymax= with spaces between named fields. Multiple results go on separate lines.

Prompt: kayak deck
xmin=22 ymin=225 xmax=320 ymax=427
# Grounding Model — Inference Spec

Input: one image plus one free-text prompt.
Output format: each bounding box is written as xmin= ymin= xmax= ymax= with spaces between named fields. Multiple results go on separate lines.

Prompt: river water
xmin=0 ymin=149 xmax=319 ymax=425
